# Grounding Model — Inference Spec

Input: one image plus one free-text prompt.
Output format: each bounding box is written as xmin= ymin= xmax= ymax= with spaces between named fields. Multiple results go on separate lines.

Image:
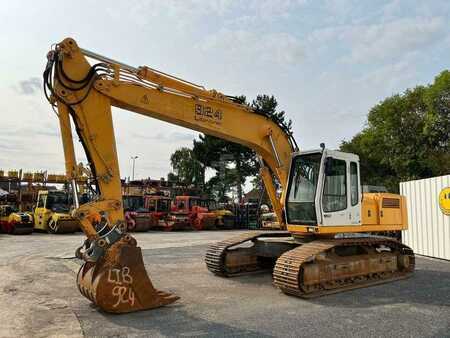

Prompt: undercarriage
xmin=205 ymin=232 xmax=415 ymax=297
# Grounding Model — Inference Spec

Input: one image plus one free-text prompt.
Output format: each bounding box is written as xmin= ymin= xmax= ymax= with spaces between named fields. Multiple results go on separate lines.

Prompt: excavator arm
xmin=43 ymin=37 xmax=296 ymax=313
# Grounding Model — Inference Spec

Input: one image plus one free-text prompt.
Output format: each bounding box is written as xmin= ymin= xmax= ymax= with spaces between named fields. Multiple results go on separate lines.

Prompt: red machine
xmin=169 ymin=196 xmax=217 ymax=231
xmin=123 ymin=195 xmax=152 ymax=232
xmin=144 ymin=195 xmax=173 ymax=231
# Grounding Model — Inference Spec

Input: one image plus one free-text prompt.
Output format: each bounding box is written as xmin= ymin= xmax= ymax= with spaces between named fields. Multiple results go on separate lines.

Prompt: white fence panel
xmin=400 ymin=175 xmax=450 ymax=260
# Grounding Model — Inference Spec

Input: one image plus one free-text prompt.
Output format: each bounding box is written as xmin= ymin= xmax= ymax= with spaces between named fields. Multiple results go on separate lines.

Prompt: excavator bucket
xmin=77 ymin=237 xmax=179 ymax=313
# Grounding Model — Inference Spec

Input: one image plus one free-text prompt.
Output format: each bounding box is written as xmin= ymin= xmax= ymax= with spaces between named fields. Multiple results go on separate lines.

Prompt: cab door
xmin=319 ymin=151 xmax=361 ymax=226
xmin=34 ymin=192 xmax=50 ymax=229
xmin=347 ymin=161 xmax=361 ymax=225
xmin=320 ymin=157 xmax=349 ymax=226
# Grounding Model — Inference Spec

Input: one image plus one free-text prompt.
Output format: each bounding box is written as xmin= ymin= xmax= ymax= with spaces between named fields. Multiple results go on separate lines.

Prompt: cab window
xmin=322 ymin=158 xmax=347 ymax=212
xmin=147 ymin=199 xmax=156 ymax=212
xmin=5 ymin=206 xmax=14 ymax=216
xmin=189 ymin=199 xmax=198 ymax=209
xmin=286 ymin=153 xmax=322 ymax=225
xmin=350 ymin=162 xmax=359 ymax=206
xmin=158 ymin=199 xmax=170 ymax=212
xmin=37 ymin=194 xmax=47 ymax=208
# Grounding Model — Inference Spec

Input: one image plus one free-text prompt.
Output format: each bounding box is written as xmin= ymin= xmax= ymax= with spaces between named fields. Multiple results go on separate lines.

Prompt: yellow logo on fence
xmin=439 ymin=187 xmax=450 ymax=216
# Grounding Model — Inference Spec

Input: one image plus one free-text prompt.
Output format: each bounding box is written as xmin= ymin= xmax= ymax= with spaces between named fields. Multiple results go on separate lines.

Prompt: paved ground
xmin=0 ymin=231 xmax=449 ymax=338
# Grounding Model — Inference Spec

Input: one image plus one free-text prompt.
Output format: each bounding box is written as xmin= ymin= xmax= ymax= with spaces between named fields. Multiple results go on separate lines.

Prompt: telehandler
xmin=43 ymin=38 xmax=414 ymax=313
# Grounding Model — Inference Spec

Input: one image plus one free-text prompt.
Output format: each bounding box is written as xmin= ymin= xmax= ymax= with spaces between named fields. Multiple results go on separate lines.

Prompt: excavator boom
xmin=44 ymin=38 xmax=295 ymax=313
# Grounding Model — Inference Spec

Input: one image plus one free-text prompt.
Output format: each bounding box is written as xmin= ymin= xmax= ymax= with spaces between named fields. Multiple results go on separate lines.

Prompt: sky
xmin=0 ymin=0 xmax=449 ymax=183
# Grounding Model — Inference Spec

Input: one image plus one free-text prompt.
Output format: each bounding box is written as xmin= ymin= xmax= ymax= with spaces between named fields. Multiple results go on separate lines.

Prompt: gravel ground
xmin=0 ymin=231 xmax=449 ymax=338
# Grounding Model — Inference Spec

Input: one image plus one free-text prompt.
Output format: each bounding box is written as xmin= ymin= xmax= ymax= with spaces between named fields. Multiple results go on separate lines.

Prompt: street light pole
xmin=131 ymin=156 xmax=138 ymax=181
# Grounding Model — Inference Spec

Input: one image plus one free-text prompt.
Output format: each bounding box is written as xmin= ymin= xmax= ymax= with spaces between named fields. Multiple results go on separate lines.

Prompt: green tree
xmin=252 ymin=94 xmax=293 ymax=134
xmin=341 ymin=70 xmax=450 ymax=192
xmin=169 ymin=147 xmax=203 ymax=187
xmin=423 ymin=70 xmax=450 ymax=173
xmin=205 ymin=167 xmax=237 ymax=202
xmin=193 ymin=133 xmax=257 ymax=202
xmin=167 ymin=172 xmax=179 ymax=182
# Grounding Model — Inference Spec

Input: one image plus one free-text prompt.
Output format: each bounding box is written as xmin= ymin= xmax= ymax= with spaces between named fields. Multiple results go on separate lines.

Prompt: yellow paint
xmin=288 ymin=223 xmax=407 ymax=235
xmin=439 ymin=187 xmax=450 ymax=215
xmin=288 ymin=193 xmax=408 ymax=235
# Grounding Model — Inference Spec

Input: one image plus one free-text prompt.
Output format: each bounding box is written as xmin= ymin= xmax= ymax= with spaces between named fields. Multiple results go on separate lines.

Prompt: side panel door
xmin=320 ymin=157 xmax=349 ymax=226
xmin=320 ymin=154 xmax=362 ymax=226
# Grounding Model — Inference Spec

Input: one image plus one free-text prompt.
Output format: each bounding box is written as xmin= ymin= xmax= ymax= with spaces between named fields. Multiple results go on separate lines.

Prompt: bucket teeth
xmin=76 ymin=238 xmax=179 ymax=313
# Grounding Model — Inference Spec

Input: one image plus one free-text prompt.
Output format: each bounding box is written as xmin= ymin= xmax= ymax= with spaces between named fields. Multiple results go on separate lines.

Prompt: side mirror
xmin=324 ymin=157 xmax=333 ymax=176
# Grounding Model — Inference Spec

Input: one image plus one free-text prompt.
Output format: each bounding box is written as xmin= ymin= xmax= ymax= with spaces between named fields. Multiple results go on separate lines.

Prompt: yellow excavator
xmin=43 ymin=38 xmax=414 ymax=313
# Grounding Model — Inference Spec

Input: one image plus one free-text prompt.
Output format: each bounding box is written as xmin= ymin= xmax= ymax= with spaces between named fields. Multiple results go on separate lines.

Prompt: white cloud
xmin=354 ymin=58 xmax=416 ymax=94
xmin=382 ymin=0 xmax=403 ymax=19
xmin=308 ymin=16 xmax=447 ymax=64
xmin=348 ymin=17 xmax=445 ymax=62
xmin=15 ymin=77 xmax=41 ymax=95
xmin=200 ymin=29 xmax=304 ymax=66
xmin=105 ymin=0 xmax=234 ymax=30
xmin=240 ymin=0 xmax=308 ymax=21
xmin=106 ymin=0 xmax=307 ymax=30
xmin=345 ymin=16 xmax=445 ymax=63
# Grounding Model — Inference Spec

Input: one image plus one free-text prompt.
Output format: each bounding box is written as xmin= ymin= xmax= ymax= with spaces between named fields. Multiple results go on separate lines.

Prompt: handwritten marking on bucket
xmin=108 ymin=267 xmax=136 ymax=308
xmin=77 ymin=237 xmax=179 ymax=313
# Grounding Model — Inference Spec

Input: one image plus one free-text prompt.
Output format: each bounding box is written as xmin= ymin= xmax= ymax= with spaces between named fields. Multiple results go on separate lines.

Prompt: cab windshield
xmin=157 ymin=199 xmax=170 ymax=212
xmin=198 ymin=199 xmax=217 ymax=211
xmin=286 ymin=153 xmax=322 ymax=225
xmin=47 ymin=192 xmax=70 ymax=213
xmin=123 ymin=196 xmax=145 ymax=212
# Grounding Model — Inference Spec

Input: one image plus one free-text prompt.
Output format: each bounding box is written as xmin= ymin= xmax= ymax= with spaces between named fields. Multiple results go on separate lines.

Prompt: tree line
xmin=341 ymin=70 xmax=450 ymax=192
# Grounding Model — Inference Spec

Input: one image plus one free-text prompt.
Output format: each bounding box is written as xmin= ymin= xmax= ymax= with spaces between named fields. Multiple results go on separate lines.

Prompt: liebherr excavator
xmin=43 ymin=38 xmax=414 ymax=313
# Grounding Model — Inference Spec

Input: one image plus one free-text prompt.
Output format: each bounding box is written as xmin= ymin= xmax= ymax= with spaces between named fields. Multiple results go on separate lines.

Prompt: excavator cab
xmin=285 ymin=148 xmax=408 ymax=236
xmin=285 ymin=149 xmax=361 ymax=231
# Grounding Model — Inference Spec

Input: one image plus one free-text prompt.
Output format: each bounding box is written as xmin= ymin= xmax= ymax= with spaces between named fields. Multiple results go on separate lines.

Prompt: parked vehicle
xmin=123 ymin=195 xmax=152 ymax=232
xmin=33 ymin=190 xmax=79 ymax=233
xmin=144 ymin=195 xmax=173 ymax=231
xmin=0 ymin=205 xmax=33 ymax=234
xmin=170 ymin=196 xmax=217 ymax=230
xmin=199 ymin=199 xmax=235 ymax=229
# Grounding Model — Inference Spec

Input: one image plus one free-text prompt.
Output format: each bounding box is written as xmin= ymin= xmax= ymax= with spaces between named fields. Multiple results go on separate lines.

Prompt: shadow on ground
xmin=217 ymin=264 xmax=450 ymax=308
xmin=82 ymin=305 xmax=273 ymax=337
